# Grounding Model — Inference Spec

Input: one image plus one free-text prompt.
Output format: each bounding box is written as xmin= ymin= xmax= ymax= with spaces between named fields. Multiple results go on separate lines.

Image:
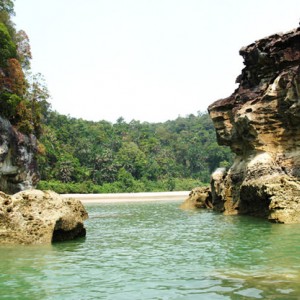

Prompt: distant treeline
xmin=37 ymin=111 xmax=233 ymax=193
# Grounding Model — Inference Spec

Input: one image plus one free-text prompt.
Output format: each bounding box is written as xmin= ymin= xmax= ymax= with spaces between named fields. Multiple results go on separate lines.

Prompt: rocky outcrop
xmin=0 ymin=117 xmax=39 ymax=194
xmin=0 ymin=189 xmax=88 ymax=244
xmin=180 ymin=186 xmax=212 ymax=210
xmin=208 ymin=27 xmax=300 ymax=223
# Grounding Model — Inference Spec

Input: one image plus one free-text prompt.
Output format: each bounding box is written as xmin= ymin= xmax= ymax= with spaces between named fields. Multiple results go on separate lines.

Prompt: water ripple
xmin=1 ymin=201 xmax=300 ymax=299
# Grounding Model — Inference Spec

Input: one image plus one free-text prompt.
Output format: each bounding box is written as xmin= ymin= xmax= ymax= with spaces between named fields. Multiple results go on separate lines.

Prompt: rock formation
xmin=0 ymin=189 xmax=88 ymax=244
xmin=208 ymin=27 xmax=300 ymax=223
xmin=180 ymin=187 xmax=212 ymax=210
xmin=0 ymin=117 xmax=39 ymax=194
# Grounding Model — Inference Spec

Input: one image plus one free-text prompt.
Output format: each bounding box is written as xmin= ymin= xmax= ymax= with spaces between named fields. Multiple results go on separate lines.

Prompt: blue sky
xmin=14 ymin=0 xmax=300 ymax=123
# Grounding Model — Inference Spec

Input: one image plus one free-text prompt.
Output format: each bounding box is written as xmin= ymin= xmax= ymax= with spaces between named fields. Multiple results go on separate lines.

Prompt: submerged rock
xmin=180 ymin=186 xmax=212 ymax=209
xmin=208 ymin=27 xmax=300 ymax=223
xmin=0 ymin=117 xmax=39 ymax=194
xmin=0 ymin=189 xmax=88 ymax=244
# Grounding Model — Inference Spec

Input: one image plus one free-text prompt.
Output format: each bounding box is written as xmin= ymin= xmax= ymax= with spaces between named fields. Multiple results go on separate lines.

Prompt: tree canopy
xmin=37 ymin=111 xmax=233 ymax=193
xmin=0 ymin=0 xmax=14 ymax=16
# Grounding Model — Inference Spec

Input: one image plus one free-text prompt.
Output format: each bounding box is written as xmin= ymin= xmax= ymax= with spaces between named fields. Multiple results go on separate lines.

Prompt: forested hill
xmin=38 ymin=111 xmax=233 ymax=193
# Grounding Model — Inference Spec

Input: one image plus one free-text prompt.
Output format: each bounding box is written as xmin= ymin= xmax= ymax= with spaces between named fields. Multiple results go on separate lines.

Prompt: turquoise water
xmin=1 ymin=200 xmax=300 ymax=299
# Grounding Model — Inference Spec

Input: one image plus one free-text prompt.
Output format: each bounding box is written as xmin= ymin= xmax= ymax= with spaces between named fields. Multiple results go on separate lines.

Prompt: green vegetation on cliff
xmin=0 ymin=0 xmax=49 ymax=137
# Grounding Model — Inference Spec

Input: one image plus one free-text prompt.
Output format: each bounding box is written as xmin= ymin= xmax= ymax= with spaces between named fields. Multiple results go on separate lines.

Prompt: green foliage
xmin=0 ymin=0 xmax=15 ymax=16
xmin=0 ymin=92 xmax=20 ymax=119
xmin=0 ymin=21 xmax=16 ymax=66
xmin=115 ymin=142 xmax=147 ymax=179
xmin=0 ymin=12 xmax=50 ymax=137
xmin=15 ymin=30 xmax=32 ymax=70
xmin=38 ymin=111 xmax=233 ymax=193
xmin=37 ymin=177 xmax=206 ymax=194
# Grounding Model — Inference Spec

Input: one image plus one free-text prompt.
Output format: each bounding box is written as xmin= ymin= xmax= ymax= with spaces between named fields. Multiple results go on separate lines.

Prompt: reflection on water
xmin=1 ymin=201 xmax=300 ymax=299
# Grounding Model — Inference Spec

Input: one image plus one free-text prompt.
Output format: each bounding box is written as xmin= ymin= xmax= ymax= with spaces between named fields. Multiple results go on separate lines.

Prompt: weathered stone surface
xmin=0 ymin=117 xmax=39 ymax=194
xmin=0 ymin=189 xmax=88 ymax=244
xmin=180 ymin=186 xmax=212 ymax=209
xmin=208 ymin=27 xmax=300 ymax=223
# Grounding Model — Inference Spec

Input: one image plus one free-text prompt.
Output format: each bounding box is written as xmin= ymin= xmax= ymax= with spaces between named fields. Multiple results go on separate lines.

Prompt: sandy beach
xmin=61 ymin=191 xmax=189 ymax=204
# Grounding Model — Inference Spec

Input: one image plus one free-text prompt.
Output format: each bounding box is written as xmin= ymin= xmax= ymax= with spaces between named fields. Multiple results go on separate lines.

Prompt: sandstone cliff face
xmin=0 ymin=117 xmax=39 ymax=194
xmin=208 ymin=27 xmax=300 ymax=223
xmin=0 ymin=189 xmax=88 ymax=244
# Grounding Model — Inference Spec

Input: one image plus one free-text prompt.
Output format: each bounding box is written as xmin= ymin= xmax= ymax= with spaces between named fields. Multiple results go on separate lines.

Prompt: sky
xmin=13 ymin=0 xmax=300 ymax=123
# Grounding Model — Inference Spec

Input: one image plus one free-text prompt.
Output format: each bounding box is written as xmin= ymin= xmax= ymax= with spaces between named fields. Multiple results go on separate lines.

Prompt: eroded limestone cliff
xmin=0 ymin=117 xmax=39 ymax=194
xmin=208 ymin=27 xmax=300 ymax=223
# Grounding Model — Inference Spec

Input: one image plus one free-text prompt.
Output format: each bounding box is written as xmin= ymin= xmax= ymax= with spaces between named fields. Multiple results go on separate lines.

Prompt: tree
xmin=6 ymin=58 xmax=25 ymax=95
xmin=0 ymin=0 xmax=15 ymax=16
xmin=0 ymin=22 xmax=16 ymax=67
xmin=0 ymin=92 xmax=20 ymax=119
xmin=15 ymin=30 xmax=32 ymax=70
xmin=115 ymin=142 xmax=147 ymax=179
xmin=116 ymin=167 xmax=135 ymax=190
xmin=54 ymin=154 xmax=87 ymax=183
xmin=25 ymin=73 xmax=50 ymax=136
xmin=92 ymin=150 xmax=118 ymax=184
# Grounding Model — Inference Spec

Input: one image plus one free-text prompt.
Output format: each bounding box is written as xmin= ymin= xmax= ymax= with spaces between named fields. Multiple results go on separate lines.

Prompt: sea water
xmin=0 ymin=200 xmax=300 ymax=299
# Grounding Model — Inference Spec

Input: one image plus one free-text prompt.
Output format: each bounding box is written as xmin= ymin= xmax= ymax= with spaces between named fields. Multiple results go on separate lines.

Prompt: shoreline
xmin=61 ymin=191 xmax=189 ymax=204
